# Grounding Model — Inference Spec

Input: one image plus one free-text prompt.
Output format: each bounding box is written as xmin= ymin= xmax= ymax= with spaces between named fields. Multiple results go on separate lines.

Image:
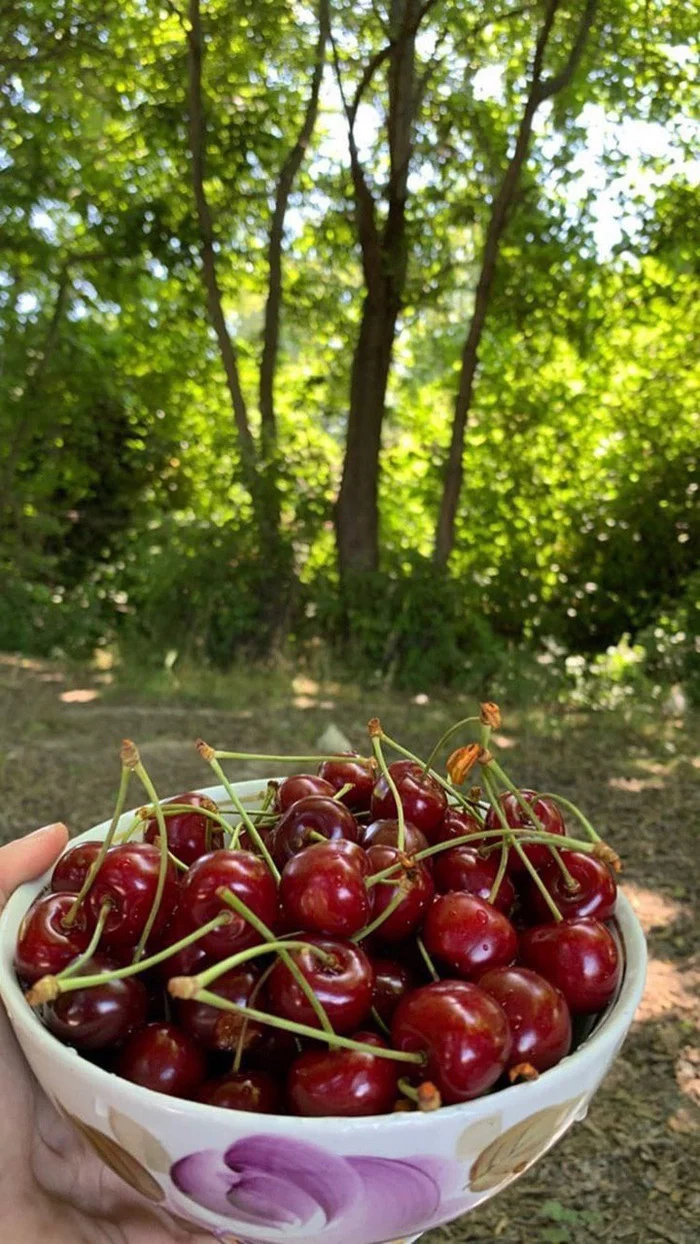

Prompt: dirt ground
xmin=1 ymin=654 xmax=698 ymax=1243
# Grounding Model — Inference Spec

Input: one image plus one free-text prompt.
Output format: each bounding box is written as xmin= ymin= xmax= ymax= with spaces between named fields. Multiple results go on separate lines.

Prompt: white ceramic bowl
xmin=0 ymin=781 xmax=647 ymax=1244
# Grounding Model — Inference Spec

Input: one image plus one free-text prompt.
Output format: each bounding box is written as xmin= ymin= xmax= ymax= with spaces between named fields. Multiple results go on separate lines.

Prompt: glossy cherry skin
xmin=478 ymin=966 xmax=572 ymax=1072
xmin=519 ymin=918 xmax=621 ymax=1014
xmin=272 ymin=796 xmax=359 ymax=867
xmin=143 ymin=792 xmax=224 ymax=865
xmin=288 ymin=1031 xmax=399 ymax=1117
xmin=266 ymin=936 xmax=374 ymax=1034
xmin=318 ymin=754 xmax=376 ymax=812
xmin=432 ymin=845 xmax=516 ymax=915
xmin=280 ymin=841 xmax=369 ymax=937
xmin=391 ymin=980 xmax=512 ymax=1103
xmin=86 ymin=843 xmax=178 ymax=949
xmin=525 ymin=850 xmax=617 ymax=924
xmin=365 ymin=844 xmax=434 ymax=943
xmin=178 ymin=849 xmax=278 ymax=958
xmin=117 ymin=1022 xmax=206 ymax=1097
xmin=371 ymin=760 xmax=447 ymax=840
xmin=175 ymin=966 xmax=263 ymax=1052
xmin=423 ymin=893 xmax=518 ymax=979
xmin=371 ymin=957 xmax=416 ymax=1025
xmin=431 ymin=807 xmax=484 ymax=847
xmin=50 ymin=841 xmax=102 ymax=893
xmin=196 ymin=1071 xmax=280 ymax=1113
xmin=484 ymin=790 xmax=566 ymax=871
xmin=360 ymin=819 xmax=430 ymax=858
xmin=14 ymin=892 xmax=94 ymax=983
xmin=275 ymin=774 xmax=335 ymax=812
xmin=44 ymin=954 xmax=148 ymax=1051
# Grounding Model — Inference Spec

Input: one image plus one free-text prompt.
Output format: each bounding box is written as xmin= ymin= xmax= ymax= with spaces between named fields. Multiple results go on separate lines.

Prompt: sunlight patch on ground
xmin=634 ymin=958 xmax=700 ymax=1024
xmin=608 ymin=774 xmax=666 ymax=792
xmin=59 ymin=688 xmax=101 ymax=704
xmin=623 ymin=883 xmax=687 ymax=932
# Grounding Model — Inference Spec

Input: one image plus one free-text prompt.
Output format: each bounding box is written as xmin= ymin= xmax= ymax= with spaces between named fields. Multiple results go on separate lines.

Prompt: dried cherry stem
xmin=131 ymin=751 xmax=171 ymax=961
xmin=481 ymin=769 xmax=563 ymax=923
xmin=509 ymin=1062 xmax=539 ymax=1083
xmin=421 ymin=716 xmax=480 ymax=777
xmin=57 ymin=900 xmax=112 ymax=981
xmin=378 ymin=730 xmax=484 ymax=820
xmin=537 ymin=792 xmax=602 ymax=843
xmin=368 ymin=718 xmax=406 ymax=852
xmin=62 ymin=755 xmax=132 ymax=927
xmin=351 ymin=884 xmax=407 ymax=943
xmin=197 ymin=741 xmax=280 ymax=882
xmin=191 ymin=989 xmax=424 ymax=1065
xmin=398 ymin=1078 xmax=442 ymax=1111
xmin=488 ymin=840 xmax=509 ymax=907
xmin=168 ymin=939 xmax=334 ymax=998
xmin=416 ymin=934 xmax=440 ymax=982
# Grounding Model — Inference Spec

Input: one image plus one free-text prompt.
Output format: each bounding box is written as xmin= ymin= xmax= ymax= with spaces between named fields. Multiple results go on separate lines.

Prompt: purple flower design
xmin=171 ymin=1133 xmax=463 ymax=1242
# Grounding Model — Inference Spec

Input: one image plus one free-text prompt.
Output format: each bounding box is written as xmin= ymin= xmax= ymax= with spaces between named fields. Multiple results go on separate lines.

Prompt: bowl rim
xmin=0 ymin=780 xmax=648 ymax=1133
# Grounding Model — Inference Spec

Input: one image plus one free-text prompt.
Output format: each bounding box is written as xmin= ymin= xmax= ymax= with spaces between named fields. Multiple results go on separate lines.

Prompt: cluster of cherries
xmin=14 ymin=708 xmax=622 ymax=1117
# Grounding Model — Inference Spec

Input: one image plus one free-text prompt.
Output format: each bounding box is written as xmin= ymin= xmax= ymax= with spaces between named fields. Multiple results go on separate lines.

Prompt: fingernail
xmin=25 ymin=822 xmax=68 ymax=839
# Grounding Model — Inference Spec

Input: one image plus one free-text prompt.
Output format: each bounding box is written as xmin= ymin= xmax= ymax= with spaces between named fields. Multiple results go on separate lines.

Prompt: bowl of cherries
xmin=0 ymin=706 xmax=646 ymax=1244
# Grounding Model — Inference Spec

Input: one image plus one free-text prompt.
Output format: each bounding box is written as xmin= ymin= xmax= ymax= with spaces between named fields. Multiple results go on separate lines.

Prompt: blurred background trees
xmin=1 ymin=0 xmax=697 ymax=697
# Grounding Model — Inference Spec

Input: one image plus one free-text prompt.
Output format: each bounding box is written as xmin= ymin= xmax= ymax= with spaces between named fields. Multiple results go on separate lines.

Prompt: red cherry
xmin=360 ymin=819 xmax=430 ymax=857
xmin=519 ymin=918 xmax=621 ymax=1014
xmin=266 ymin=937 xmax=374 ymax=1034
xmin=423 ymin=893 xmax=517 ymax=979
xmin=365 ymin=845 xmax=434 ymax=943
xmin=371 ymin=760 xmax=447 ymax=839
xmin=86 ymin=843 xmax=178 ymax=948
xmin=143 ymin=792 xmax=224 ymax=865
xmin=272 ymin=796 xmax=359 ymax=867
xmin=432 ymin=845 xmax=516 ymax=914
xmin=526 ymin=850 xmax=617 ymax=924
xmin=50 ymin=841 xmax=101 ymax=893
xmin=280 ymin=842 xmax=369 ymax=937
xmin=152 ymin=909 xmax=211 ymax=983
xmin=371 ymin=957 xmax=416 ymax=1025
xmin=484 ymin=790 xmax=566 ymax=871
xmin=235 ymin=824 xmax=274 ymax=856
xmin=178 ymin=849 xmax=277 ymax=958
xmin=246 ymin=1024 xmax=300 ymax=1073
xmin=14 ymin=893 xmax=94 ymax=983
xmin=479 ymin=966 xmax=572 ymax=1073
xmin=44 ymin=954 xmax=148 ymax=1051
xmin=196 ymin=1071 xmax=280 ymax=1113
xmin=431 ymin=807 xmax=484 ymax=846
xmin=276 ymin=775 xmax=335 ymax=812
xmin=287 ymin=1031 xmax=399 ymax=1116
xmin=117 ymin=1022 xmax=206 ymax=1097
xmin=318 ymin=755 xmax=376 ymax=812
xmin=391 ymin=980 xmax=512 ymax=1103
xmin=175 ymin=966 xmax=263 ymax=1052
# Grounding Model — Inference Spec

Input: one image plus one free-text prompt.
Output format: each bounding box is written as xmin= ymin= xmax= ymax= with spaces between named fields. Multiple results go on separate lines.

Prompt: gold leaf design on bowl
xmin=456 ymin=1112 xmax=503 ymax=1163
xmin=66 ymin=1112 xmax=165 ymax=1202
xmin=469 ymin=1096 xmax=586 ymax=1193
xmin=108 ymin=1108 xmax=173 ymax=1173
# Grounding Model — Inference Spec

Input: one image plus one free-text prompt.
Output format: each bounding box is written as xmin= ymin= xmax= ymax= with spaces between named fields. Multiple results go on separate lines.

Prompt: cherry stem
xmin=484 ymin=756 xmax=549 ymax=836
xmin=416 ymin=934 xmax=440 ymax=982
xmin=204 ymin=754 xmax=281 ymax=883
xmin=371 ymin=1006 xmax=391 ymax=1038
xmin=369 ymin=730 xmax=406 ymax=853
xmin=260 ymin=781 xmax=277 ymax=813
xmin=398 ymin=1078 xmax=442 ymax=1111
xmin=351 ymin=884 xmax=406 ymax=943
xmin=132 ymin=758 xmax=171 ymax=960
xmin=57 ymin=900 xmax=112 ymax=980
xmin=488 ymin=839 xmax=509 ymax=906
xmin=308 ymin=830 xmax=328 ymax=843
xmin=537 ymin=792 xmax=602 ymax=843
xmin=549 ymin=845 xmax=580 ymax=891
xmin=332 ymin=782 xmax=354 ymax=802
xmin=170 ymin=939 xmax=334 ymax=996
xmin=213 ymin=750 xmax=367 ymax=764
xmin=379 ymin=731 xmax=484 ymax=821
xmin=215 ymin=888 xmax=334 ymax=1037
xmin=62 ymin=762 xmax=131 ymax=927
xmin=421 ymin=716 xmax=480 ymax=776
xmin=192 ymin=988 xmax=424 ymax=1064
xmin=481 ymin=768 xmax=563 ymax=923
xmin=233 ymin=959 xmax=277 ymax=1073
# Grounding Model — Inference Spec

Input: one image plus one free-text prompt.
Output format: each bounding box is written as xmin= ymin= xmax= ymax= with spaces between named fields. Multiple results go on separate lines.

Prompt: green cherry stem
xmin=421 ymin=716 xmax=480 ymax=777
xmin=351 ymin=885 xmax=406 ymax=943
xmin=549 ymin=845 xmax=580 ymax=891
xmin=332 ymin=782 xmax=354 ymax=802
xmin=197 ymin=742 xmax=281 ymax=883
xmin=481 ymin=769 xmax=563 ymax=923
xmin=368 ymin=719 xmax=406 ymax=852
xmin=233 ymin=959 xmax=277 ymax=1073
xmin=212 ymin=750 xmax=366 ymax=764
xmin=416 ymin=934 xmax=440 ymax=982
xmin=62 ymin=756 xmax=132 ymax=926
xmin=537 ymin=792 xmax=602 ymax=843
xmin=371 ymin=1006 xmax=391 ymax=1038
xmin=488 ymin=840 xmax=509 ymax=907
xmin=483 ymin=757 xmax=548 ymax=836
xmin=57 ymin=900 xmax=112 ymax=980
xmin=131 ymin=750 xmax=171 ymax=961
xmin=169 ymin=939 xmax=334 ymax=997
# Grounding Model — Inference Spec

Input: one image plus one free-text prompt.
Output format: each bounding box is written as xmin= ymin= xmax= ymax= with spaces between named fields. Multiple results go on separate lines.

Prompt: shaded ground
xmin=1 ymin=654 xmax=698 ymax=1244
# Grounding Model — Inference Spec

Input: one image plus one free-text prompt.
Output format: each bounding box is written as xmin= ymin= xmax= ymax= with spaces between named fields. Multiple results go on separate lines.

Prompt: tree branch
xmin=537 ymin=0 xmax=598 ymax=100
xmin=330 ymin=29 xmax=384 ymax=292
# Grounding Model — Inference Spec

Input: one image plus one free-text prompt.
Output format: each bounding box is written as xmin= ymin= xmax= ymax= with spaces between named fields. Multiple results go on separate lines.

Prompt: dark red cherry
xmin=360 ymin=819 xmax=430 ymax=857
xmin=484 ymin=790 xmax=566 ymax=871
xmin=117 ymin=1022 xmax=206 ymax=1096
xmin=86 ymin=843 xmax=178 ymax=948
xmin=318 ymin=754 xmax=376 ymax=812
xmin=196 ymin=1070 xmax=280 ymax=1113
xmin=519 ymin=918 xmax=621 ymax=1014
xmin=175 ymin=966 xmax=263 ymax=1052
xmin=178 ymin=849 xmax=277 ymax=958
xmin=371 ymin=957 xmax=416 ymax=1024
xmin=431 ymin=807 xmax=484 ymax=846
xmin=365 ymin=844 xmax=434 ymax=943
xmin=432 ymin=845 xmax=516 ymax=915
xmin=14 ymin=893 xmax=94 ymax=983
xmin=246 ymin=1024 xmax=300 ymax=1074
xmin=50 ymin=841 xmax=101 ymax=893
xmin=44 ymin=954 xmax=148 ymax=1050
xmin=280 ymin=842 xmax=369 ymax=937
xmin=370 ymin=760 xmax=447 ymax=839
xmin=423 ymin=893 xmax=517 ymax=979
xmin=479 ymin=966 xmax=572 ymax=1072
xmin=391 ymin=980 xmax=512 ymax=1103
xmin=143 ymin=792 xmax=224 ymax=865
xmin=272 ymin=796 xmax=359 ymax=867
xmin=153 ymin=909 xmax=211 ymax=983
xmin=276 ymin=774 xmax=335 ymax=812
xmin=526 ymin=850 xmax=617 ymax=924
xmin=266 ymin=937 xmax=374 ymax=1034
xmin=234 ymin=824 xmax=274 ymax=856
xmin=288 ymin=1031 xmax=399 ymax=1116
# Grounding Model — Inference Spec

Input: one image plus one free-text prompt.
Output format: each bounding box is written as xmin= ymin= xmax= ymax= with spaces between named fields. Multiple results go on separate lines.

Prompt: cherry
xmin=14 ymin=893 xmax=94 ymax=984
xmin=371 ymin=957 xmax=416 ymax=1025
xmin=272 ymin=796 xmax=359 ymax=867
xmin=391 ymin=980 xmax=512 ymax=1103
xmin=318 ymin=754 xmax=376 ymax=812
xmin=432 ymin=845 xmax=516 ymax=915
xmin=143 ymin=792 xmax=224 ymax=865
xmin=288 ymin=1031 xmax=399 ymax=1116
xmin=175 ymin=966 xmax=263 ymax=1052
xmin=280 ymin=841 xmax=369 ymax=937
xmin=519 ymin=918 xmax=621 ymax=1014
xmin=85 ymin=843 xmax=178 ymax=948
xmin=365 ymin=845 xmax=434 ymax=943
xmin=178 ymin=849 xmax=277 ymax=958
xmin=196 ymin=1070 xmax=280 ymax=1113
xmin=235 ymin=824 xmax=274 ymax=856
xmin=360 ymin=818 xmax=430 ymax=857
xmin=117 ymin=1022 xmax=206 ymax=1097
xmin=423 ymin=893 xmax=517 ymax=979
xmin=152 ymin=910 xmax=211 ymax=983
xmin=526 ymin=850 xmax=617 ymax=924
xmin=479 ymin=966 xmax=572 ymax=1073
xmin=44 ymin=955 xmax=148 ymax=1051
xmin=266 ymin=937 xmax=374 ymax=1034
xmin=276 ymin=774 xmax=335 ymax=812
xmin=50 ymin=841 xmax=102 ymax=894
xmin=246 ymin=1024 xmax=300 ymax=1074
xmin=371 ymin=760 xmax=447 ymax=839
xmin=431 ymin=807 xmax=484 ymax=846
xmin=484 ymin=790 xmax=566 ymax=871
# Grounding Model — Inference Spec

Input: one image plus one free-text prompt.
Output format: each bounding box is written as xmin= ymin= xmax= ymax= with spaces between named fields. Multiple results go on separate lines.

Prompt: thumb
xmin=0 ymin=823 xmax=69 ymax=910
